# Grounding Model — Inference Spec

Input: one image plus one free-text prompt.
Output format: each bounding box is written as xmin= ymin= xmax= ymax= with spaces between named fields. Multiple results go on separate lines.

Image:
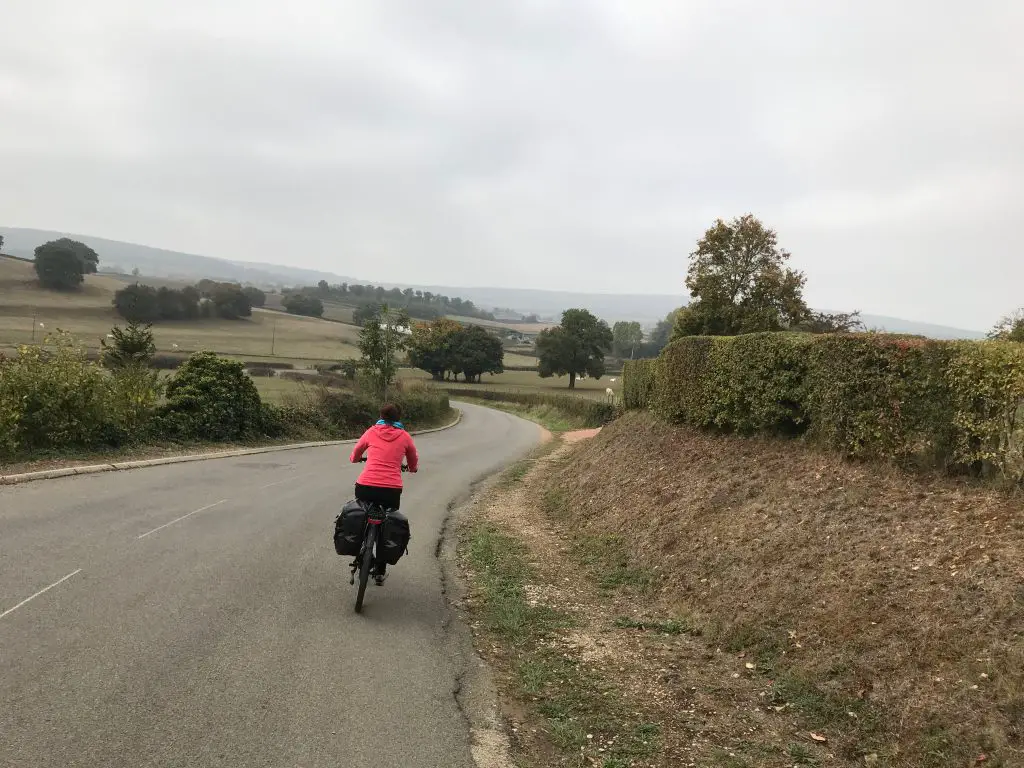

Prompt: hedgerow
xmin=622 ymin=359 xmax=655 ymax=410
xmin=625 ymin=333 xmax=1024 ymax=482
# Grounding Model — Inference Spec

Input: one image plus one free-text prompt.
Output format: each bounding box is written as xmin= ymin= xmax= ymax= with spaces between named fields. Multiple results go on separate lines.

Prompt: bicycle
xmin=349 ymin=462 xmax=409 ymax=613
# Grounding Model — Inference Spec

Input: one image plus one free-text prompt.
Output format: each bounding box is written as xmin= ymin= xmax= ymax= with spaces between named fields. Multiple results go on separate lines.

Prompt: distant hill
xmin=0 ymin=226 xmax=986 ymax=339
xmin=0 ymin=227 xmax=356 ymax=288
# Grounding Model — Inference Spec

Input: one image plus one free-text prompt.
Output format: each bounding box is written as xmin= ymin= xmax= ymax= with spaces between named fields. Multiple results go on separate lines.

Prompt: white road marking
xmin=136 ymin=500 xmax=227 ymax=539
xmin=258 ymin=472 xmax=313 ymax=490
xmin=0 ymin=569 xmax=82 ymax=621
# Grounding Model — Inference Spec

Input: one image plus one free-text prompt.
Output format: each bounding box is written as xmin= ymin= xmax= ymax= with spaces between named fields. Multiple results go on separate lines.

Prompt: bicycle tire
xmin=355 ymin=525 xmax=376 ymax=613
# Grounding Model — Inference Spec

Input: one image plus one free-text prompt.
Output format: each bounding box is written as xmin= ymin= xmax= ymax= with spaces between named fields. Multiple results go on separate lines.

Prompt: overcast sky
xmin=1 ymin=1 xmax=1020 ymax=329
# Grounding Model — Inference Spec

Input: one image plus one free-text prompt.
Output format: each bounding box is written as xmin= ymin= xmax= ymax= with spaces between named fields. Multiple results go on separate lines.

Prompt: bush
xmin=946 ymin=341 xmax=1024 ymax=481
xmin=622 ymin=359 xmax=655 ymax=410
xmin=653 ymin=336 xmax=718 ymax=427
xmin=159 ymin=352 xmax=263 ymax=441
xmin=707 ymin=332 xmax=813 ymax=435
xmin=804 ymin=334 xmax=956 ymax=464
xmin=0 ymin=335 xmax=120 ymax=456
xmin=442 ymin=388 xmax=615 ymax=427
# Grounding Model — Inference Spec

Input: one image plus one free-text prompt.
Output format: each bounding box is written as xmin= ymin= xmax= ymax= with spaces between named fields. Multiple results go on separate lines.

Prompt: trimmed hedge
xmin=622 ymin=359 xmax=655 ymax=410
xmin=625 ymin=333 xmax=1024 ymax=482
xmin=443 ymin=387 xmax=616 ymax=427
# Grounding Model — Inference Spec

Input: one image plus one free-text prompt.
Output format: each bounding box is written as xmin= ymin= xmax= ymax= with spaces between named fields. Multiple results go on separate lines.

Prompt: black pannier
xmin=378 ymin=511 xmax=411 ymax=565
xmin=334 ymin=500 xmax=366 ymax=556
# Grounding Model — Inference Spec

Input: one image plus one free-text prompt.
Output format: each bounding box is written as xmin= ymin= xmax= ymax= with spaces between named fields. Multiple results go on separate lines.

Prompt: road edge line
xmin=0 ymin=408 xmax=464 ymax=487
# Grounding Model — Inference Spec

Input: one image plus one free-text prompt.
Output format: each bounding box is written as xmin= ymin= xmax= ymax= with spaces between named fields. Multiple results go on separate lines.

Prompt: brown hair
xmin=380 ymin=403 xmax=402 ymax=423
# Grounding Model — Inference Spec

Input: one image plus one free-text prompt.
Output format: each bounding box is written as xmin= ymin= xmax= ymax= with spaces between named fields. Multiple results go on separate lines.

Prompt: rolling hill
xmin=1 ymin=226 xmax=986 ymax=338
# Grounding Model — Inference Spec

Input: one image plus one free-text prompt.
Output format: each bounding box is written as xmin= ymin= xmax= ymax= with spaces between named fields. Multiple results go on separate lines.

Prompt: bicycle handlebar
xmin=358 ymin=457 xmax=410 ymax=472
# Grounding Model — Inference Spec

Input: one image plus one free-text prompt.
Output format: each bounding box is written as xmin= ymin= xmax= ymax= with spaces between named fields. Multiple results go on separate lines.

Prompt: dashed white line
xmin=136 ymin=499 xmax=227 ymax=539
xmin=0 ymin=569 xmax=82 ymax=621
xmin=258 ymin=472 xmax=314 ymax=490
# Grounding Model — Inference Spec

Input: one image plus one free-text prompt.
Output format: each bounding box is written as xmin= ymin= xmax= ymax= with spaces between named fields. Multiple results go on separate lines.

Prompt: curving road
xmin=0 ymin=402 xmax=542 ymax=768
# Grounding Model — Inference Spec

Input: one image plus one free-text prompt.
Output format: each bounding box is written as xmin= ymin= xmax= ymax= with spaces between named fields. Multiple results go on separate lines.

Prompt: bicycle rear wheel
xmin=355 ymin=525 xmax=376 ymax=613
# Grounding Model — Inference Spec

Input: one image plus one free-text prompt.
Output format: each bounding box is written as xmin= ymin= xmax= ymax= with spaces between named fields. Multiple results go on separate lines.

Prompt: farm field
xmin=445 ymin=314 xmax=551 ymax=334
xmin=399 ymin=367 xmax=621 ymax=399
xmin=0 ymin=256 xmax=360 ymax=360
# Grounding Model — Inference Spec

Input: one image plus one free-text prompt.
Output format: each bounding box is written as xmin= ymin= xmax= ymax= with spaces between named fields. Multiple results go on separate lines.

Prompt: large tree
xmin=450 ymin=325 xmax=504 ymax=382
xmin=674 ymin=215 xmax=809 ymax=338
xmin=35 ymin=238 xmax=99 ymax=277
xmin=537 ymin=308 xmax=613 ymax=389
xmin=34 ymin=247 xmax=85 ymax=290
xmin=611 ymin=321 xmax=644 ymax=359
xmin=407 ymin=318 xmax=462 ymax=380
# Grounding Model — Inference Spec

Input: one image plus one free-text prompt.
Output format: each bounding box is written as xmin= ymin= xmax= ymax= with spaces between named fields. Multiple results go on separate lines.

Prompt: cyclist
xmin=349 ymin=403 xmax=418 ymax=583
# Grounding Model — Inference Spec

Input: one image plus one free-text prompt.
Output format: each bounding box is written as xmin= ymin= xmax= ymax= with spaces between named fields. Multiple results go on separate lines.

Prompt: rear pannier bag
xmin=334 ymin=500 xmax=366 ymax=556
xmin=378 ymin=511 xmax=411 ymax=565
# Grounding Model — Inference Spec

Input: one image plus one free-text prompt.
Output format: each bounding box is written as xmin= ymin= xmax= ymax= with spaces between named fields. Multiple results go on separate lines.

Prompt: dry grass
xmin=0 ymin=256 xmax=360 ymax=359
xmin=401 ymin=367 xmax=622 ymax=399
xmin=547 ymin=412 xmax=1024 ymax=766
xmin=460 ymin=436 xmax=876 ymax=767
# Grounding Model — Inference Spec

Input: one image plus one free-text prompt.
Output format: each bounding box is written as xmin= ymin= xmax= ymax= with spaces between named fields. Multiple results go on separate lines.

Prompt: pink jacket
xmin=350 ymin=424 xmax=418 ymax=489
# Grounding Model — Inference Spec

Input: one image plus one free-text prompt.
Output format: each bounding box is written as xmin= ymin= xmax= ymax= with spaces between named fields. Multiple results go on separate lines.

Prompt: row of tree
xmin=303 ymin=281 xmax=495 ymax=321
xmin=406 ymin=319 xmax=505 ymax=382
xmin=113 ymin=281 xmax=264 ymax=322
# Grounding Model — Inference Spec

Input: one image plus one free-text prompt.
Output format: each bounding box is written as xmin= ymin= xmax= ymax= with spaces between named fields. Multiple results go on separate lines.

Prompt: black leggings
xmin=354 ymin=483 xmax=402 ymax=510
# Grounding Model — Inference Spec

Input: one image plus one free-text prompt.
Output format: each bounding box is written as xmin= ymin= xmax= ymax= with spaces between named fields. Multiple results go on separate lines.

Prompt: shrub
xmin=653 ymin=336 xmax=718 ymax=426
xmin=107 ymin=364 xmax=162 ymax=435
xmin=946 ymin=341 xmax=1024 ymax=482
xmin=804 ymin=334 xmax=956 ymax=465
xmin=623 ymin=359 xmax=655 ymax=410
xmin=707 ymin=332 xmax=813 ymax=435
xmin=159 ymin=352 xmax=263 ymax=441
xmin=0 ymin=334 xmax=119 ymax=454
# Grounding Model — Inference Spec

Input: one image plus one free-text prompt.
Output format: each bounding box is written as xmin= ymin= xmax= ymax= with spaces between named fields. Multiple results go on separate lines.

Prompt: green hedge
xmin=622 ymin=359 xmax=655 ymax=410
xmin=443 ymin=387 xmax=616 ymax=427
xmin=625 ymin=333 xmax=1024 ymax=482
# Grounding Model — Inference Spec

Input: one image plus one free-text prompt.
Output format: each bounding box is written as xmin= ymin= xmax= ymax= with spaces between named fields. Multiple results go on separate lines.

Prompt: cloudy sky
xmin=1 ymin=1 xmax=1020 ymax=329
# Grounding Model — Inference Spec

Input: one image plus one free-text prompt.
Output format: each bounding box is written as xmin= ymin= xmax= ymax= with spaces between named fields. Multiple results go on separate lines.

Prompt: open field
xmin=0 ymin=256 xmax=360 ymax=360
xmin=399 ymin=367 xmax=621 ymax=399
xmin=445 ymin=314 xmax=551 ymax=334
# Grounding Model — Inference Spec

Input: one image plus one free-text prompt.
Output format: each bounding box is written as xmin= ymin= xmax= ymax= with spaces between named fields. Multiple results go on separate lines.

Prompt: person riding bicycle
xmin=349 ymin=403 xmax=418 ymax=583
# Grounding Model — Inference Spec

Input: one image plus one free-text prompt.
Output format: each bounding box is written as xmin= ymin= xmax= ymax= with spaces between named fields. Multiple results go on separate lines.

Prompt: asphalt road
xmin=0 ymin=403 xmax=542 ymax=768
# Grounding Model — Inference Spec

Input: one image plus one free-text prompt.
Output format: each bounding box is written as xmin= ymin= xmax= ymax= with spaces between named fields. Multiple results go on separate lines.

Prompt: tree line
xmin=296 ymin=280 xmax=496 ymax=321
xmin=113 ymin=280 xmax=266 ymax=322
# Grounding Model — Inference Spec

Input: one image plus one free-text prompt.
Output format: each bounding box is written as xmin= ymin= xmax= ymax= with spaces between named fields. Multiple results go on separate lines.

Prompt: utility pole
xmin=31 ymin=312 xmax=37 ymax=343
xmin=270 ymin=320 xmax=277 ymax=356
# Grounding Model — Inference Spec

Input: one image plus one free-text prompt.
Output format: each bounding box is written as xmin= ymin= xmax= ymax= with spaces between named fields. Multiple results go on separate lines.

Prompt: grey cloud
xmin=1 ymin=0 xmax=1021 ymax=329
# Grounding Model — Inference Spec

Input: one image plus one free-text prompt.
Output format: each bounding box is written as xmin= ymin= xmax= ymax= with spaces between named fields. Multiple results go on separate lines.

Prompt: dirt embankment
xmin=549 ymin=412 xmax=1023 ymax=765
